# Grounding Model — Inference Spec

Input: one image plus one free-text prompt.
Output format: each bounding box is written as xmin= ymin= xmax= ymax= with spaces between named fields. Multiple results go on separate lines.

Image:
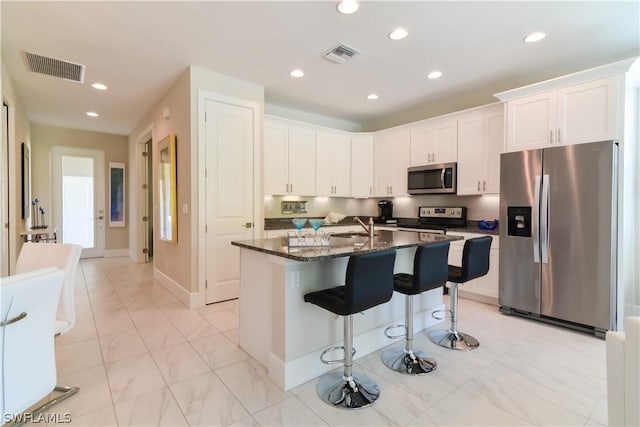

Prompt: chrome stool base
xmin=429 ymin=329 xmax=479 ymax=351
xmin=316 ymin=371 xmax=380 ymax=409
xmin=381 ymin=347 xmax=437 ymax=374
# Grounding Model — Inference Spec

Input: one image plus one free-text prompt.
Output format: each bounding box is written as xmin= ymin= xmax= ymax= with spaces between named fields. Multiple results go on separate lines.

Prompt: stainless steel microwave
xmin=407 ymin=162 xmax=457 ymax=195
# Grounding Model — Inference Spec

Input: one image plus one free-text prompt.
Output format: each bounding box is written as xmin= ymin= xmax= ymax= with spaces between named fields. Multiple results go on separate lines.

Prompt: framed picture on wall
xmin=158 ymin=134 xmax=177 ymax=243
xmin=109 ymin=162 xmax=125 ymax=227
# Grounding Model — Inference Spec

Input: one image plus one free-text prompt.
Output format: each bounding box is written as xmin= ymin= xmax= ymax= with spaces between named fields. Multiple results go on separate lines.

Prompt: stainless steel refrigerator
xmin=499 ymin=140 xmax=617 ymax=336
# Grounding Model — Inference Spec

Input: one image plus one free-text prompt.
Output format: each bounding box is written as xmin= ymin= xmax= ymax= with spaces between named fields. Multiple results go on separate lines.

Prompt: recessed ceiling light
xmin=427 ymin=71 xmax=443 ymax=79
xmin=367 ymin=94 xmax=379 ymax=100
xmin=388 ymin=28 xmax=408 ymax=41
xmin=91 ymin=82 xmax=108 ymax=90
xmin=290 ymin=69 xmax=304 ymax=78
xmin=523 ymin=32 xmax=546 ymax=43
xmin=86 ymin=111 xmax=99 ymax=117
xmin=337 ymin=0 xmax=359 ymax=15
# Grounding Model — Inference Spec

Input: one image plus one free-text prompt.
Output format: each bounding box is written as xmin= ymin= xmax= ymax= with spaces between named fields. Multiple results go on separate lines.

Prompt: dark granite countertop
xmin=232 ymin=230 xmax=463 ymax=262
xmin=264 ymin=217 xmax=499 ymax=236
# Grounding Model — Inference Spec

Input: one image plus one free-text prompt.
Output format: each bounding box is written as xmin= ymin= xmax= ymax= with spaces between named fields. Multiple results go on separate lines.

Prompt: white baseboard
xmin=153 ymin=268 xmax=199 ymax=308
xmin=104 ymin=249 xmax=130 ymax=258
xmin=267 ymin=303 xmax=445 ymax=391
xmin=129 ymin=248 xmax=145 ymax=263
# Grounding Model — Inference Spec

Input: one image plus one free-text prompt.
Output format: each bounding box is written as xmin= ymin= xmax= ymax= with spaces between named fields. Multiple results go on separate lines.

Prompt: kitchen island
xmin=231 ymin=230 xmax=462 ymax=391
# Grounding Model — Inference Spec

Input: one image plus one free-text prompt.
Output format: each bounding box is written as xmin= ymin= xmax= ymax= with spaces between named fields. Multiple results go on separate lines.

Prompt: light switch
xmin=182 ymin=203 xmax=189 ymax=214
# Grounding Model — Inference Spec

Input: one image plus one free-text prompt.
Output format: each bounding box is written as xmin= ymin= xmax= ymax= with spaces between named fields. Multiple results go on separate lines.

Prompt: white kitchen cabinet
xmin=457 ymin=108 xmax=504 ymax=195
xmin=264 ymin=118 xmax=316 ymax=195
xmin=447 ymin=232 xmax=499 ymax=305
xmin=316 ymin=131 xmax=351 ymax=197
xmin=350 ymin=134 xmax=373 ymax=198
xmin=410 ymin=117 xmax=457 ymax=166
xmin=505 ymin=76 xmax=618 ymax=152
xmin=373 ymin=128 xmax=410 ymax=197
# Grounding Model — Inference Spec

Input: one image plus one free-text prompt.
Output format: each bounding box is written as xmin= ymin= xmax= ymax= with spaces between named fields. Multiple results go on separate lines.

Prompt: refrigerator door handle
xmin=541 ymin=174 xmax=550 ymax=264
xmin=533 ymin=175 xmax=541 ymax=263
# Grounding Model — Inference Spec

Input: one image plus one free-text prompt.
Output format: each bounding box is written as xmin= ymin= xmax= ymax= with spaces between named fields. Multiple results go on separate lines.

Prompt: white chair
xmin=606 ymin=316 xmax=640 ymax=426
xmin=15 ymin=242 xmax=82 ymax=336
xmin=1 ymin=267 xmax=65 ymax=424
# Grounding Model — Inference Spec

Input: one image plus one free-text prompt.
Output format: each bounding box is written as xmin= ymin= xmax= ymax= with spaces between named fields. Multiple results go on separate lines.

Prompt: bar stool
xmin=304 ymin=250 xmax=396 ymax=409
xmin=382 ymin=241 xmax=450 ymax=374
xmin=429 ymin=236 xmax=492 ymax=350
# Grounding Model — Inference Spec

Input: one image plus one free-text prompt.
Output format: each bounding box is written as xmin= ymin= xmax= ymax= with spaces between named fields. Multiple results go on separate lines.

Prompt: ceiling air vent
xmin=23 ymin=51 xmax=86 ymax=83
xmin=323 ymin=43 xmax=361 ymax=64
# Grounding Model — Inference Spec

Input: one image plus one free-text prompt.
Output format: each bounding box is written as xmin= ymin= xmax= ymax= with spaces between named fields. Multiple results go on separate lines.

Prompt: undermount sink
xmin=331 ymin=232 xmax=379 ymax=238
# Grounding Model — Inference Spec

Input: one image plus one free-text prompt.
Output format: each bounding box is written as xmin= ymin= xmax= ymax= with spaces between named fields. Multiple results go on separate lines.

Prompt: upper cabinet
xmin=457 ymin=106 xmax=504 ymax=195
xmin=316 ymin=131 xmax=351 ymax=197
xmin=503 ymin=76 xmax=619 ymax=152
xmin=410 ymin=117 xmax=458 ymax=166
xmin=373 ymin=128 xmax=410 ymax=197
xmin=264 ymin=118 xmax=316 ymax=195
xmin=350 ymin=134 xmax=373 ymax=198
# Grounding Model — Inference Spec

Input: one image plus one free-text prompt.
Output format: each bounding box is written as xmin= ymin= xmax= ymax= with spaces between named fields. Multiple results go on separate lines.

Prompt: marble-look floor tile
xmin=151 ymin=342 xmax=211 ymax=384
xmin=460 ymin=361 xmax=588 ymax=426
xmin=215 ymin=358 xmax=289 ymax=414
xmin=54 ymin=365 xmax=113 ymax=417
xmin=114 ymin=387 xmax=189 ymax=426
xmin=99 ymin=329 xmax=148 ymax=362
xmin=296 ymin=385 xmax=396 ymax=427
xmin=55 ymin=338 xmax=104 ymax=376
xmin=138 ymin=323 xmax=187 ymax=351
xmin=203 ymin=309 xmax=239 ymax=332
xmin=94 ymin=308 xmax=136 ymax=337
xmin=67 ymin=405 xmax=118 ymax=426
xmin=224 ymin=328 xmax=240 ymax=345
xmin=229 ymin=416 xmax=260 ymax=427
xmin=252 ymin=396 xmax=328 ymax=427
xmin=56 ymin=316 xmax=98 ymax=346
xmin=589 ymin=394 xmax=608 ymax=426
xmin=407 ymin=388 xmax=531 ymax=426
xmin=106 ymin=353 xmax=166 ymax=403
xmin=171 ymin=315 xmax=220 ymax=340
xmin=170 ymin=372 xmax=249 ymax=427
xmin=191 ymin=333 xmax=250 ymax=370
xmin=127 ymin=306 xmax=172 ymax=329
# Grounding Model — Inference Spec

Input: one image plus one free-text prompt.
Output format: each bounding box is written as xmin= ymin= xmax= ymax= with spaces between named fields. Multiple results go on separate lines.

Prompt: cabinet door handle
xmin=477 ymin=181 xmax=481 ymax=191
xmin=549 ymin=130 xmax=553 ymax=144
xmin=557 ymin=128 xmax=561 ymax=144
xmin=290 ymin=184 xmax=293 ymax=193
xmin=369 ymin=186 xmax=372 ymax=195
xmin=390 ymin=185 xmax=393 ymax=194
xmin=432 ymin=153 xmax=436 ymax=162
xmin=483 ymin=180 xmax=486 ymax=191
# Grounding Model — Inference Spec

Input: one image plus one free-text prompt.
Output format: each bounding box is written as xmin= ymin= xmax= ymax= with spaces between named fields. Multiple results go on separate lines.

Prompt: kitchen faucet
xmin=354 ymin=216 xmax=375 ymax=240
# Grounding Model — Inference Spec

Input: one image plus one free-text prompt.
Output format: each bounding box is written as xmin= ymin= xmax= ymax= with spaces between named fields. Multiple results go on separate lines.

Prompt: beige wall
xmin=2 ymin=62 xmax=32 ymax=272
xmin=31 ymin=124 xmax=129 ymax=250
xmin=129 ymin=68 xmax=191 ymax=289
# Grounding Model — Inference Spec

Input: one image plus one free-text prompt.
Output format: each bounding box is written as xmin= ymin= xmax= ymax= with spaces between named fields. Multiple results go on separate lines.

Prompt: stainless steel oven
xmin=407 ymin=162 xmax=457 ymax=195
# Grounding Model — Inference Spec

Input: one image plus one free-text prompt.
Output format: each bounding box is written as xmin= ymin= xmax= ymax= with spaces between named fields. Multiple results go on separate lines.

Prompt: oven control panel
xmin=419 ymin=206 xmax=465 ymax=219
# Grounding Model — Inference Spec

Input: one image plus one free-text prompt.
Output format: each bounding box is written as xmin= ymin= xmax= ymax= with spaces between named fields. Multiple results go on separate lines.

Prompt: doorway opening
xmin=51 ymin=146 xmax=105 ymax=258
xmin=143 ymin=138 xmax=153 ymax=262
xmin=1 ymin=102 xmax=9 ymax=276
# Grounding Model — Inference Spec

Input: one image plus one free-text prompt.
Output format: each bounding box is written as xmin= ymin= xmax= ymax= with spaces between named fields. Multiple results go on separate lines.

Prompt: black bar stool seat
xmin=382 ymin=242 xmax=450 ymax=374
xmin=304 ymin=250 xmax=396 ymax=409
xmin=429 ymin=236 xmax=492 ymax=351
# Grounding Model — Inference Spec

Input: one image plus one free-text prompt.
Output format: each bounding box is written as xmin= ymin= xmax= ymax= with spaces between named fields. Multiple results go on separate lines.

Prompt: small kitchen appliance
xmin=396 ymin=207 xmax=467 ymax=233
xmin=376 ymin=200 xmax=397 ymax=224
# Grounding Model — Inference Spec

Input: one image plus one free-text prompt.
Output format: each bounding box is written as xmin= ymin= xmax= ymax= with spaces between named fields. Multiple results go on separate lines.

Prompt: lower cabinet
xmin=447 ymin=232 xmax=499 ymax=305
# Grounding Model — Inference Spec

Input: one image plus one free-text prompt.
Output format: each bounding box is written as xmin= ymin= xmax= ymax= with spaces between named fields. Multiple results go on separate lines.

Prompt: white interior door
xmin=51 ymin=147 xmax=105 ymax=258
xmin=205 ymin=99 xmax=254 ymax=304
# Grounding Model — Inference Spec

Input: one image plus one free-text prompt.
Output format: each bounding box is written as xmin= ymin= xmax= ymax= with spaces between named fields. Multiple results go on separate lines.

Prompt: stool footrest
xmin=320 ymin=345 xmax=357 ymax=364
xmin=384 ymin=324 xmax=407 ymax=339
xmin=431 ymin=309 xmax=452 ymax=321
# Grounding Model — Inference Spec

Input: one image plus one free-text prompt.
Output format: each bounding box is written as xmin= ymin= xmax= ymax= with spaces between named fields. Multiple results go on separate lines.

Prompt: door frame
xmin=134 ymin=123 xmax=154 ymax=264
xmin=50 ymin=146 xmax=105 ymax=258
xmin=196 ymin=90 xmax=263 ymax=307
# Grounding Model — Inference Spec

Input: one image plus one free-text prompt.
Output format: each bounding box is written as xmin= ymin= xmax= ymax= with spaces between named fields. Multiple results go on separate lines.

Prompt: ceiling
xmin=2 ymin=1 xmax=639 ymax=136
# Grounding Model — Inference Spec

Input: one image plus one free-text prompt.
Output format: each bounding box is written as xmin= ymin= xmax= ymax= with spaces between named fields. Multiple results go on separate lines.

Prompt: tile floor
xmin=40 ymin=257 xmax=608 ymax=426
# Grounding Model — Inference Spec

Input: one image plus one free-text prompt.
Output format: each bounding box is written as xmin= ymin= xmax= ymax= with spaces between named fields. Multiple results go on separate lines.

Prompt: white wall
xmin=266 ymin=103 xmax=362 ymax=132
